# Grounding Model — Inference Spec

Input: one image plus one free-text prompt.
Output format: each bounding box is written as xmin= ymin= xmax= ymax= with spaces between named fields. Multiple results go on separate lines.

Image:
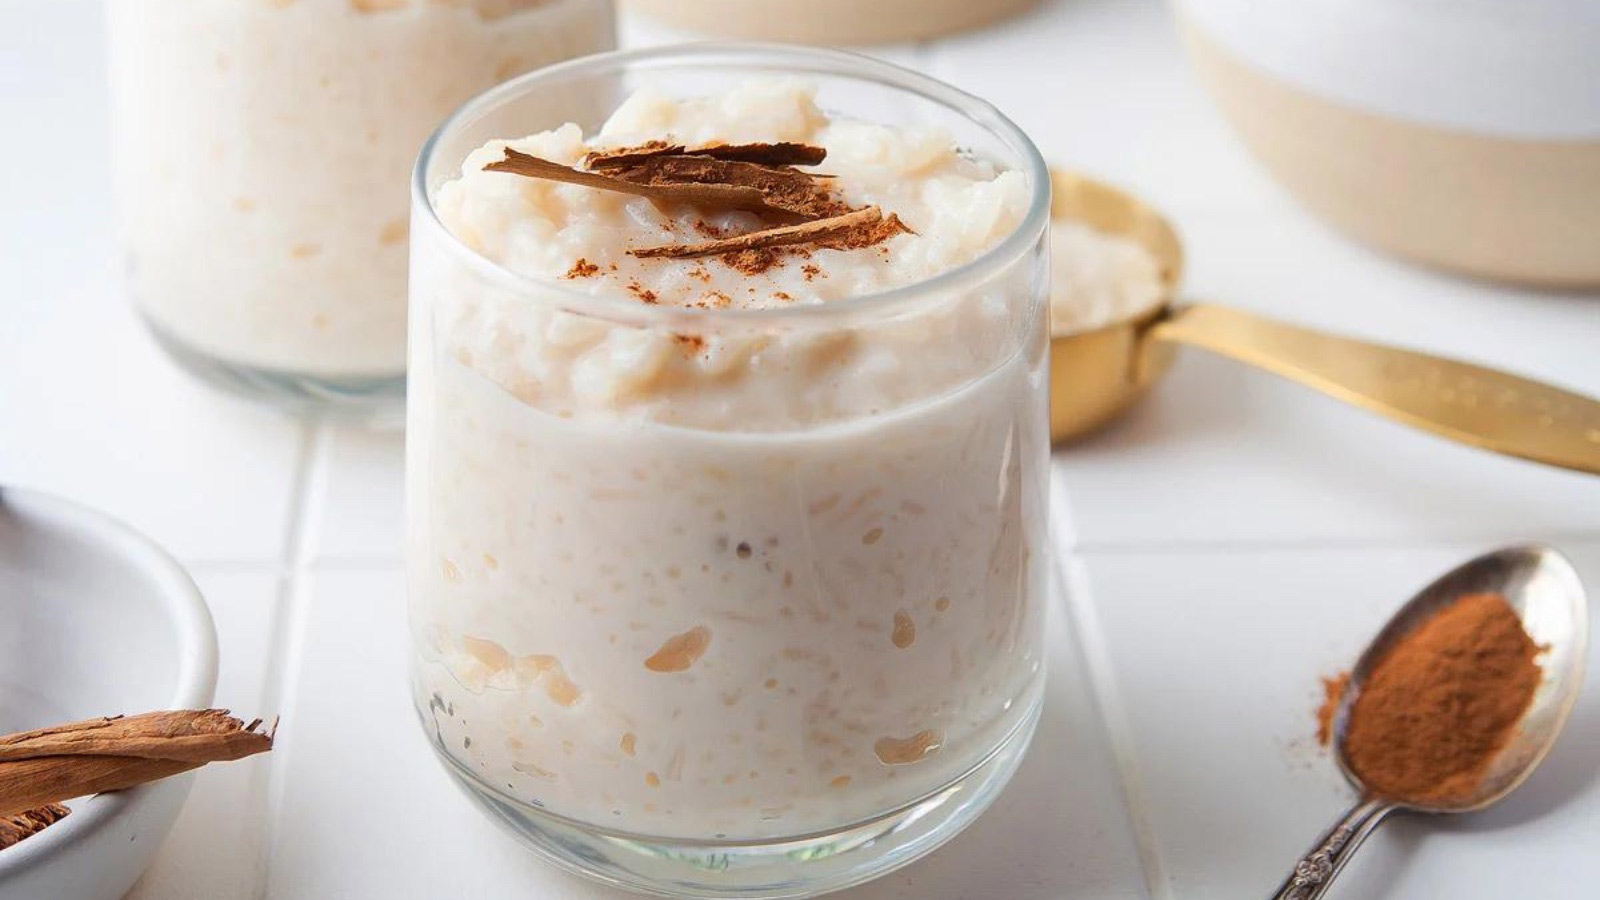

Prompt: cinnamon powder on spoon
xmin=1321 ymin=592 xmax=1542 ymax=806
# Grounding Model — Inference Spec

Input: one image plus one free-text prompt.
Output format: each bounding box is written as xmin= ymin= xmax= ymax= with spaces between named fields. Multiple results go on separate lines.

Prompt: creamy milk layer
xmin=409 ymin=82 xmax=1048 ymax=839
xmin=109 ymin=0 xmax=613 ymax=376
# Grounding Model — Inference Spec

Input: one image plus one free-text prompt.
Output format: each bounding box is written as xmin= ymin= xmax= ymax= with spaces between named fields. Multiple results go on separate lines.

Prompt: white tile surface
xmin=124 ymin=571 xmax=285 ymax=900
xmin=311 ymin=426 xmax=406 ymax=566
xmin=1075 ymin=541 xmax=1600 ymax=899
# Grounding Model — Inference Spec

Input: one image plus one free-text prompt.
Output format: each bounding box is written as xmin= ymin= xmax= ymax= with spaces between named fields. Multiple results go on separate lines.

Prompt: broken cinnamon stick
xmin=585 ymin=141 xmax=827 ymax=170
xmin=605 ymin=155 xmax=847 ymax=220
xmin=630 ymin=207 xmax=889 ymax=259
xmin=485 ymin=149 xmax=807 ymax=219
xmin=0 ymin=804 xmax=70 ymax=851
xmin=582 ymin=139 xmax=679 ymax=168
xmin=0 ymin=711 xmax=274 ymax=819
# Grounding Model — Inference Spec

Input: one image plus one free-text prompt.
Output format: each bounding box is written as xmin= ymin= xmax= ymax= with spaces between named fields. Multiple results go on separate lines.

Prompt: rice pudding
xmin=408 ymin=74 xmax=1049 ymax=860
xmin=1049 ymin=219 xmax=1166 ymax=335
xmin=107 ymin=0 xmax=614 ymax=390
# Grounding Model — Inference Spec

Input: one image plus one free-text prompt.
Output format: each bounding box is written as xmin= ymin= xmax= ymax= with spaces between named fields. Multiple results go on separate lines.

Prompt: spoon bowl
xmin=1331 ymin=544 xmax=1589 ymax=813
xmin=1269 ymin=545 xmax=1589 ymax=899
xmin=1045 ymin=169 xmax=1183 ymax=443
xmin=1047 ymin=169 xmax=1600 ymax=474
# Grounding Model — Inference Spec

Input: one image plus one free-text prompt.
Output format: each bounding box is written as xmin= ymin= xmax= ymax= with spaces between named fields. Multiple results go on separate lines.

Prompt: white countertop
xmin=3 ymin=1 xmax=1598 ymax=898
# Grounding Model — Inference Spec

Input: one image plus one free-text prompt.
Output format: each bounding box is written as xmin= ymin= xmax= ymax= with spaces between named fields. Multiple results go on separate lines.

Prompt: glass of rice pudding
xmin=107 ymin=0 xmax=615 ymax=418
xmin=408 ymin=44 xmax=1050 ymax=897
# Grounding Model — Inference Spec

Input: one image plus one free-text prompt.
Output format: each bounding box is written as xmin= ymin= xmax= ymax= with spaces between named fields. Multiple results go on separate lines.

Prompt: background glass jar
xmin=407 ymin=44 xmax=1051 ymax=898
xmin=106 ymin=0 xmax=614 ymax=418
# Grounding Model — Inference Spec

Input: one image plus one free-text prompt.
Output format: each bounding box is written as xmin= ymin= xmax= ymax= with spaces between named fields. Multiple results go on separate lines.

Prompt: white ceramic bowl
xmin=1176 ymin=0 xmax=1600 ymax=288
xmin=0 ymin=488 xmax=217 ymax=900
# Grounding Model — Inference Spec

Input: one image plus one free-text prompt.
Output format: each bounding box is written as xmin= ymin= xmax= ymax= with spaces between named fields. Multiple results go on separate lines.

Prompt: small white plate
xmin=0 ymin=487 xmax=217 ymax=900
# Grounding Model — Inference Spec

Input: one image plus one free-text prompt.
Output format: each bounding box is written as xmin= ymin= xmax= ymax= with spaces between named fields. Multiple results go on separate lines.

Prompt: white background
xmin=2 ymin=1 xmax=1597 ymax=897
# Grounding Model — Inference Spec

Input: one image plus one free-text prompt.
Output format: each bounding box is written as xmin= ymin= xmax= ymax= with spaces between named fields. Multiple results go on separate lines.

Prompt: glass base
xmin=142 ymin=315 xmax=405 ymax=424
xmin=429 ymin=693 xmax=1042 ymax=899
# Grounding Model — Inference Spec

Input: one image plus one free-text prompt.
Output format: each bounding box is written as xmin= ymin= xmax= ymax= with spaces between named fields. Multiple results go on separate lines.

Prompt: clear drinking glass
xmin=106 ymin=0 xmax=614 ymax=419
xmin=407 ymin=44 xmax=1051 ymax=898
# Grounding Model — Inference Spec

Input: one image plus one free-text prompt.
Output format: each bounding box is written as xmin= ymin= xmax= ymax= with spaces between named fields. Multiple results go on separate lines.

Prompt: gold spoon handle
xmin=1150 ymin=303 xmax=1600 ymax=475
xmin=1269 ymin=798 xmax=1394 ymax=900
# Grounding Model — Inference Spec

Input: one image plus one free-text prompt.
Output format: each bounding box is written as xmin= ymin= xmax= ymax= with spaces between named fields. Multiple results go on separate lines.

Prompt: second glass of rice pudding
xmin=107 ymin=0 xmax=614 ymax=417
xmin=408 ymin=44 xmax=1050 ymax=897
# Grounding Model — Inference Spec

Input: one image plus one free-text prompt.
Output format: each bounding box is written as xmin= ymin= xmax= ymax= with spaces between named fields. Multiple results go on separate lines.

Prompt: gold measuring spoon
xmin=1269 ymin=544 xmax=1587 ymax=899
xmin=1047 ymin=169 xmax=1600 ymax=475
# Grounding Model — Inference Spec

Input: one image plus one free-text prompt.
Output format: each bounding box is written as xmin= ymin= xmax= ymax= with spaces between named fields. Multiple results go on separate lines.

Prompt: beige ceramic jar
xmin=625 ymin=0 xmax=1037 ymax=44
xmin=1177 ymin=0 xmax=1600 ymax=288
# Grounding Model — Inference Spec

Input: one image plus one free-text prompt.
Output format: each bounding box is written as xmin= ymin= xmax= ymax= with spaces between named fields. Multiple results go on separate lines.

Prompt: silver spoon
xmin=1270 ymin=545 xmax=1589 ymax=900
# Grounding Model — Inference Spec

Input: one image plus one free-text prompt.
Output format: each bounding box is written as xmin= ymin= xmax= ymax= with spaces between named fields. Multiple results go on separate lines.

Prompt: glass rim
xmin=412 ymin=41 xmax=1051 ymax=325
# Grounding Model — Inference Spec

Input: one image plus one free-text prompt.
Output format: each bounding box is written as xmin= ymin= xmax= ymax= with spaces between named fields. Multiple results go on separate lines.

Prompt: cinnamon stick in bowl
xmin=0 ymin=710 xmax=274 ymax=821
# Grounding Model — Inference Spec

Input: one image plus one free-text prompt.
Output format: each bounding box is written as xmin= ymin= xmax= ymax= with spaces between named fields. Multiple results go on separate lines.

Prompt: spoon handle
xmin=1269 ymin=797 xmax=1394 ymax=900
xmin=1149 ymin=303 xmax=1600 ymax=475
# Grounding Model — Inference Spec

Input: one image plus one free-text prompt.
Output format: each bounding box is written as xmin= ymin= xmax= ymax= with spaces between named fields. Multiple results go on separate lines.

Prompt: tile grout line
xmin=1055 ymin=549 xmax=1172 ymax=900
xmin=1067 ymin=530 xmax=1600 ymax=557
xmin=173 ymin=529 xmax=1600 ymax=575
xmin=180 ymin=559 xmax=295 ymax=576
xmin=306 ymin=555 xmax=404 ymax=572
xmin=250 ymin=418 xmax=330 ymax=900
xmin=1049 ymin=472 xmax=1166 ymax=897
xmin=1048 ymin=458 xmax=1085 ymax=552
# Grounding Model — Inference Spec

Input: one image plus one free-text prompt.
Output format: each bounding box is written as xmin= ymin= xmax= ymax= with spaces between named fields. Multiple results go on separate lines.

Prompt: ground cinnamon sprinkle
xmin=564 ymin=258 xmax=600 ymax=279
xmin=815 ymin=212 xmax=912 ymax=252
xmin=692 ymin=220 xmax=728 ymax=239
xmin=1314 ymin=672 xmax=1350 ymax=747
xmin=1340 ymin=592 xmax=1541 ymax=806
xmin=626 ymin=281 xmax=659 ymax=304
xmin=672 ymin=333 xmax=706 ymax=354
xmin=722 ymin=247 xmax=783 ymax=276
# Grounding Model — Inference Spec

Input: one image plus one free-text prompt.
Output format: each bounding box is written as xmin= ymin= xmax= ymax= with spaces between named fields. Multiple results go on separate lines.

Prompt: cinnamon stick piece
xmin=630 ymin=207 xmax=888 ymax=259
xmin=606 ymin=155 xmax=848 ymax=220
xmin=0 ymin=804 xmax=70 ymax=851
xmin=0 ymin=711 xmax=274 ymax=819
xmin=586 ymin=141 xmax=827 ymax=170
xmin=485 ymin=149 xmax=810 ymax=219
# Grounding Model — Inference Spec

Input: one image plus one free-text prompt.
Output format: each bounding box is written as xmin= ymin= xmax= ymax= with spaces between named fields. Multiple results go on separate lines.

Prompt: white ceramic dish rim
xmin=0 ymin=487 xmax=218 ymax=878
